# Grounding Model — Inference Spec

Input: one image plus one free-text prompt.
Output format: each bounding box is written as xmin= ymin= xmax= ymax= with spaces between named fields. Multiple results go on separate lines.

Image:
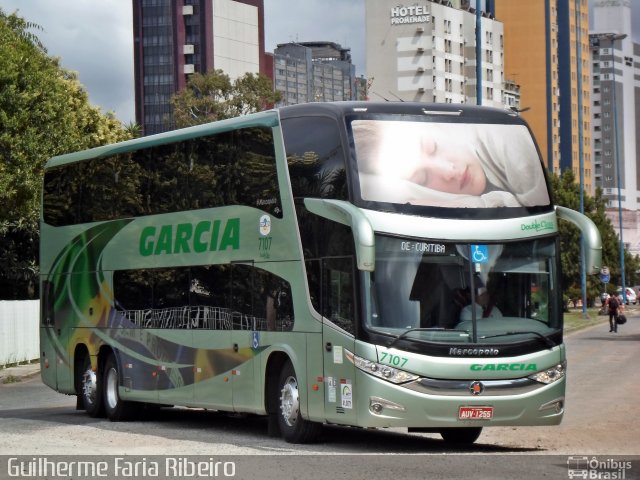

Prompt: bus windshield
xmin=363 ymin=235 xmax=559 ymax=346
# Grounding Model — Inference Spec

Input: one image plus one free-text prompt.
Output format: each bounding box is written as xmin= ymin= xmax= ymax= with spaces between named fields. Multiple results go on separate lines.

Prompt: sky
xmin=0 ymin=0 xmax=638 ymax=126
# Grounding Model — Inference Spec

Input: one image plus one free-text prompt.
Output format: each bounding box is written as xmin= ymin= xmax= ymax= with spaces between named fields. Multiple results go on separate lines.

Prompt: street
xmin=0 ymin=317 xmax=638 ymax=479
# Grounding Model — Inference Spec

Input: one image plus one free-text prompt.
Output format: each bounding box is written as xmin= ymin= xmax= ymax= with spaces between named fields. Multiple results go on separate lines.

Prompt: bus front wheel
xmin=277 ymin=360 xmax=321 ymax=443
xmin=103 ymin=353 xmax=137 ymax=421
xmin=440 ymin=427 xmax=482 ymax=444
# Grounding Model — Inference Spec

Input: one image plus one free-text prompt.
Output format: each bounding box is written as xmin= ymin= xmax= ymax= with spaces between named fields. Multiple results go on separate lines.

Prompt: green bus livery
xmin=40 ymin=102 xmax=601 ymax=445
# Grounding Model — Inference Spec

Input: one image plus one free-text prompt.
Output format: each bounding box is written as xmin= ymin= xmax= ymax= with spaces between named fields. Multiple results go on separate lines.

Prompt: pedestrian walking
xmin=606 ymin=295 xmax=620 ymax=333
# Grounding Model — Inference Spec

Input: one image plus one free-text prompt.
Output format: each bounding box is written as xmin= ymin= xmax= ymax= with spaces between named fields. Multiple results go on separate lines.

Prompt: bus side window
xmin=189 ymin=265 xmax=231 ymax=330
xmin=43 ymin=164 xmax=83 ymax=226
xmin=114 ymin=270 xmax=154 ymax=327
xmin=253 ymin=269 xmax=294 ymax=332
xmin=282 ymin=116 xmax=349 ymax=201
xmin=322 ymin=257 xmax=355 ymax=335
xmin=231 ymin=265 xmax=294 ymax=332
xmin=297 ymin=209 xmax=356 ymax=335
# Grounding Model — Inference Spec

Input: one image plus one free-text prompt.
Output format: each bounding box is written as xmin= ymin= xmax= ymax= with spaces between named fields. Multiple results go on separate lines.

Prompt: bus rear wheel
xmin=440 ymin=427 xmax=482 ymax=444
xmin=277 ymin=360 xmax=321 ymax=443
xmin=79 ymin=355 xmax=104 ymax=417
xmin=103 ymin=353 xmax=137 ymax=421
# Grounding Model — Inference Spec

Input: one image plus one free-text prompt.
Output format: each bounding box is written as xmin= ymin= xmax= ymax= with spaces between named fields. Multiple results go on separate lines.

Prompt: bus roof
xmin=45 ymin=101 xmax=526 ymax=169
xmin=278 ymin=101 xmax=525 ymax=123
xmin=45 ymin=108 xmax=281 ymax=169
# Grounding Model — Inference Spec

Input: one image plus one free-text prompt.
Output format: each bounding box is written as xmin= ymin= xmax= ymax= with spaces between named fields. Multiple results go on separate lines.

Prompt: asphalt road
xmin=0 ymin=316 xmax=638 ymax=479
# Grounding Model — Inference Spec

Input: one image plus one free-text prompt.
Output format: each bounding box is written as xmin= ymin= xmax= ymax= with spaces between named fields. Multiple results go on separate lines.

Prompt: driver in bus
xmin=460 ymin=286 xmax=502 ymax=321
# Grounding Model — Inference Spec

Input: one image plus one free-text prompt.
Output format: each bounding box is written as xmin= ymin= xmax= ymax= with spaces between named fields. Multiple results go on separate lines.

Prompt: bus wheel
xmin=277 ymin=360 xmax=321 ymax=443
xmin=103 ymin=354 xmax=136 ymax=421
xmin=439 ymin=427 xmax=482 ymax=444
xmin=80 ymin=355 xmax=104 ymax=417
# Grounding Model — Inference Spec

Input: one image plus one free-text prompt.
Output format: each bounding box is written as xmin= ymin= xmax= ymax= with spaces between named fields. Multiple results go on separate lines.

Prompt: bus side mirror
xmin=555 ymin=206 xmax=603 ymax=275
xmin=303 ymin=198 xmax=375 ymax=272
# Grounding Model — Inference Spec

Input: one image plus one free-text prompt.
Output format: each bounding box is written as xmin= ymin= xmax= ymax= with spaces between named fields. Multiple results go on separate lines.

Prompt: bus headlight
xmin=528 ymin=361 xmax=566 ymax=385
xmin=345 ymin=350 xmax=419 ymax=384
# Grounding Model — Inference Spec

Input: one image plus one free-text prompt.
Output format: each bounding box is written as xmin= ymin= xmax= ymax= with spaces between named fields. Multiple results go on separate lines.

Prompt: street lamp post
xmin=575 ymin=1 xmax=587 ymax=317
xmin=475 ymin=0 xmax=482 ymax=106
xmin=601 ymin=33 xmax=628 ymax=302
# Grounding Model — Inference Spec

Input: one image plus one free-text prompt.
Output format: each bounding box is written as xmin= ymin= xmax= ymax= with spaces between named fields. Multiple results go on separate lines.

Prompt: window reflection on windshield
xmin=364 ymin=236 xmax=558 ymax=345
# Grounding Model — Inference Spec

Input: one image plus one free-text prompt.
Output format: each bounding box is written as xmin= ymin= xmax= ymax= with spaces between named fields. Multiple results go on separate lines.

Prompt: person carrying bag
xmin=607 ymin=295 xmax=620 ymax=333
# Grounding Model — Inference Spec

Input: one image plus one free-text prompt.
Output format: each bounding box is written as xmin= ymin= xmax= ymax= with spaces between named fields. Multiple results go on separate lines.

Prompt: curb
xmin=0 ymin=361 xmax=41 ymax=383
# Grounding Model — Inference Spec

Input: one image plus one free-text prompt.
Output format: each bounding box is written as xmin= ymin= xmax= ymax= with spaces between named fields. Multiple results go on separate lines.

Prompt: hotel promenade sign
xmin=390 ymin=5 xmax=430 ymax=25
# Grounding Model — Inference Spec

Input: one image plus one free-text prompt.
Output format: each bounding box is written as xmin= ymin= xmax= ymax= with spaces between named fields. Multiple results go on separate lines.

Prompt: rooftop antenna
xmin=388 ymin=91 xmax=405 ymax=102
xmin=371 ymin=91 xmax=390 ymax=102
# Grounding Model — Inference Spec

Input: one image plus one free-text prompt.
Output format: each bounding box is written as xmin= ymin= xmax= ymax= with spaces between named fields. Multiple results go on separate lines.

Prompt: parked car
xmin=615 ymin=287 xmax=637 ymax=305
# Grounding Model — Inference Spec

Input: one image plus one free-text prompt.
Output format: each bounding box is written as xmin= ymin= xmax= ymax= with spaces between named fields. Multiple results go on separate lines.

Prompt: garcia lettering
xmin=470 ymin=363 xmax=537 ymax=372
xmin=139 ymin=218 xmax=240 ymax=256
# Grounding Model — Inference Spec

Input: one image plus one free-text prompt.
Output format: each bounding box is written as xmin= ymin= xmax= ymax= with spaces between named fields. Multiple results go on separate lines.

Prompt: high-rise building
xmin=273 ymin=42 xmax=356 ymax=106
xmin=590 ymin=0 xmax=639 ymax=254
xmin=494 ymin=0 xmax=592 ymax=191
xmin=133 ymin=0 xmax=267 ymax=135
xmin=590 ymin=0 xmax=637 ymax=208
xmin=557 ymin=1 xmax=592 ymax=192
xmin=365 ymin=0 xmax=504 ymax=107
xmin=493 ymin=0 xmax=561 ymax=175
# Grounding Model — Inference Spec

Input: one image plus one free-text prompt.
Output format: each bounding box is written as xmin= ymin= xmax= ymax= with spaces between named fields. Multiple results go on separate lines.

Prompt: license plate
xmin=458 ymin=406 xmax=493 ymax=420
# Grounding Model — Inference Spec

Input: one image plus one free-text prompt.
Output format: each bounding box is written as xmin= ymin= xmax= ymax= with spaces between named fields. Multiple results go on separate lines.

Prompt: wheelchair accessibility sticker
xmin=471 ymin=245 xmax=489 ymax=264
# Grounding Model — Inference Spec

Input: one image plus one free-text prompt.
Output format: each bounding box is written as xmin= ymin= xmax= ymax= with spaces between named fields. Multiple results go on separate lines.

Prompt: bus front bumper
xmin=351 ymin=369 xmax=565 ymax=429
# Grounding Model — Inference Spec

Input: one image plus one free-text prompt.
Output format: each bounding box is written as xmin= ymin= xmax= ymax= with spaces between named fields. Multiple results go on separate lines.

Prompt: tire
xmin=276 ymin=360 xmax=321 ymax=443
xmin=79 ymin=354 xmax=104 ymax=417
xmin=103 ymin=353 xmax=137 ymax=421
xmin=440 ymin=427 xmax=482 ymax=444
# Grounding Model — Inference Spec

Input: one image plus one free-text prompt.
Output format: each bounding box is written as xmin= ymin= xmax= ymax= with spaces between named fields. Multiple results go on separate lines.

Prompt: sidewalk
xmin=0 ymin=361 xmax=41 ymax=383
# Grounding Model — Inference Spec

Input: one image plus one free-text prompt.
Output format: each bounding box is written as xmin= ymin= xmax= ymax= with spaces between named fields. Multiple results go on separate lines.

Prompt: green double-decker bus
xmin=40 ymin=102 xmax=601 ymax=444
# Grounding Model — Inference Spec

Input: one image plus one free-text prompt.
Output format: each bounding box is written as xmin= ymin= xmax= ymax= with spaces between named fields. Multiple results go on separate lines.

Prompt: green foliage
xmin=171 ymin=69 xmax=281 ymax=128
xmin=551 ymin=170 xmax=640 ymax=306
xmin=0 ymin=9 xmax=132 ymax=298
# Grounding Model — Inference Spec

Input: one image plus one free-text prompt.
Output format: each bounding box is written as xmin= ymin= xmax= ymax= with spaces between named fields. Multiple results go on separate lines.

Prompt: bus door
xmin=230 ymin=264 xmax=256 ymax=412
xmin=230 ymin=329 xmax=255 ymax=412
xmin=320 ymin=256 xmax=357 ymax=424
xmin=191 ymin=265 xmax=233 ymax=409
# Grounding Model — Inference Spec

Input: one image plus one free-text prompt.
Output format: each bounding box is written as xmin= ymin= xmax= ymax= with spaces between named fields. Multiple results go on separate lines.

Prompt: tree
xmin=550 ymin=170 xmax=640 ymax=307
xmin=171 ymin=69 xmax=281 ymax=128
xmin=0 ymin=9 xmax=132 ymax=298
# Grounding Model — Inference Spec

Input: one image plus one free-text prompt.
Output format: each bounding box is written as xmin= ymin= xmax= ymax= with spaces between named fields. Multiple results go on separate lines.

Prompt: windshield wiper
xmin=387 ymin=327 xmax=470 ymax=349
xmin=478 ymin=331 xmax=556 ymax=349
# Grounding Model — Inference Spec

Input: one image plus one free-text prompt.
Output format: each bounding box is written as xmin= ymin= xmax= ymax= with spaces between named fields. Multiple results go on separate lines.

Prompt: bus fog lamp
xmin=369 ymin=396 xmax=406 ymax=415
xmin=346 ymin=350 xmax=419 ymax=384
xmin=528 ymin=362 xmax=566 ymax=385
xmin=370 ymin=401 xmax=384 ymax=414
xmin=539 ymin=397 xmax=564 ymax=413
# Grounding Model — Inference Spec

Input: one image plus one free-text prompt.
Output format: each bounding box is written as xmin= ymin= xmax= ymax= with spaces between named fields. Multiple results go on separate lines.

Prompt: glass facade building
xmin=133 ymin=0 xmax=266 ymax=135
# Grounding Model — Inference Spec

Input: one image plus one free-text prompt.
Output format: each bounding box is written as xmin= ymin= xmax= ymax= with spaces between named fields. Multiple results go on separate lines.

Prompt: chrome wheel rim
xmin=105 ymin=367 xmax=119 ymax=410
xmin=82 ymin=368 xmax=97 ymax=406
xmin=280 ymin=375 xmax=300 ymax=427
